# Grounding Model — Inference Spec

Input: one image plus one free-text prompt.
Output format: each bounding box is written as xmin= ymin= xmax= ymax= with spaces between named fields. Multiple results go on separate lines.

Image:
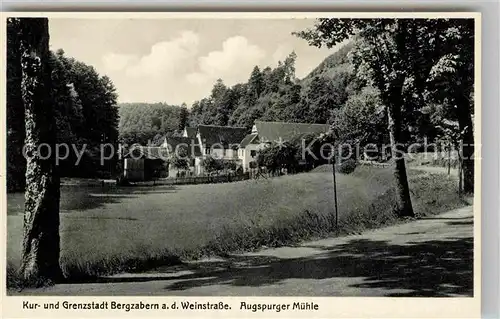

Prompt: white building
xmin=238 ymin=121 xmax=331 ymax=172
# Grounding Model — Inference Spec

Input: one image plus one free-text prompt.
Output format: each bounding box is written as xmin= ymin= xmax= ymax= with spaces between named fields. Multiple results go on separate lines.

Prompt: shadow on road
xmin=73 ymin=236 xmax=473 ymax=297
xmin=152 ymin=236 xmax=473 ymax=297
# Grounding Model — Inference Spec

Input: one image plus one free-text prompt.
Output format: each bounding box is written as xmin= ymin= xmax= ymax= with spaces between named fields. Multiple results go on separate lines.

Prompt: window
xmin=250 ymin=150 xmax=257 ymax=157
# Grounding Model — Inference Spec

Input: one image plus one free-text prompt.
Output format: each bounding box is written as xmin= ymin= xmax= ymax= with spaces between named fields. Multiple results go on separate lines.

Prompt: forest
xmin=7 ymin=20 xmax=119 ymax=191
xmin=119 ymin=30 xmax=457 ymax=153
xmin=7 ymin=18 xmax=475 ymax=197
xmin=118 ymin=102 xmax=188 ymax=146
xmin=6 ymin=17 xmax=476 ymax=289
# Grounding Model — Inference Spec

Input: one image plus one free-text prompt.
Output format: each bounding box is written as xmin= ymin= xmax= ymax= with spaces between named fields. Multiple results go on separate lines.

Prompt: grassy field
xmin=7 ymin=166 xmax=467 ymax=286
xmin=405 ymin=151 xmax=461 ymax=168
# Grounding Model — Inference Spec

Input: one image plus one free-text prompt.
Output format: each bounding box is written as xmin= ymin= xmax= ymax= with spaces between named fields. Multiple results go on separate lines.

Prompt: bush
xmin=256 ymin=142 xmax=299 ymax=175
xmin=336 ymin=159 xmax=357 ymax=174
xmin=235 ymin=165 xmax=244 ymax=175
xmin=222 ymin=160 xmax=237 ymax=172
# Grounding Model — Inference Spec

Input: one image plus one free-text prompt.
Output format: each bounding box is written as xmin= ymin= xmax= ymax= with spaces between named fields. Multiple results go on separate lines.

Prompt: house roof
xmin=197 ymin=124 xmax=249 ymax=149
xmin=254 ymin=121 xmax=331 ymax=143
xmin=124 ymin=146 xmax=169 ymax=160
xmin=239 ymin=133 xmax=260 ymax=148
xmin=165 ymin=136 xmax=202 ymax=157
xmin=184 ymin=127 xmax=197 ymax=139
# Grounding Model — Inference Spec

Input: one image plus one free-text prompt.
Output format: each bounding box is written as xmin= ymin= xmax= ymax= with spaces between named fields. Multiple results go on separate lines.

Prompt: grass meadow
xmin=6 ymin=166 xmax=467 ymax=287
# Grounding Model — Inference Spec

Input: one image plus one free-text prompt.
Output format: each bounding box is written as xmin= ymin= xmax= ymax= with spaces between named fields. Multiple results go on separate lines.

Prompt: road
xmin=12 ymin=205 xmax=473 ymax=297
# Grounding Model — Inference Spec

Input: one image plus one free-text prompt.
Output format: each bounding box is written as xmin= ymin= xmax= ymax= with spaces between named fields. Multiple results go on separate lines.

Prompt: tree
xmin=246 ymin=66 xmax=264 ymax=102
xmin=201 ymin=156 xmax=222 ymax=175
xmin=221 ymin=159 xmax=237 ymax=172
xmin=256 ymin=142 xmax=299 ymax=176
xmin=119 ymin=102 xmax=184 ymax=145
xmin=151 ymin=133 xmax=165 ymax=146
xmin=18 ymin=18 xmax=63 ymax=285
xmin=296 ymin=19 xmax=425 ymax=217
xmin=171 ymin=146 xmax=190 ymax=172
xmin=425 ymin=103 xmax=468 ymax=193
xmin=215 ymin=85 xmax=243 ymax=126
xmin=178 ymin=103 xmax=189 ymax=131
xmin=211 ymin=79 xmax=232 ymax=126
xmin=299 ymin=74 xmax=350 ymax=124
xmin=48 ymin=51 xmax=87 ymax=177
xmin=7 ymin=18 xmax=26 ymax=192
xmin=425 ymin=19 xmax=475 ymax=193
xmin=331 ymin=85 xmax=388 ymax=159
xmin=8 ymin=21 xmax=122 ymax=188
xmin=45 ymin=52 xmax=120 ymax=178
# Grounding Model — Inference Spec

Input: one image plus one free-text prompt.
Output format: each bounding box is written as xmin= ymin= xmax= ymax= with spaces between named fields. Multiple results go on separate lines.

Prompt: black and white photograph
xmin=3 ymin=13 xmax=479 ymax=306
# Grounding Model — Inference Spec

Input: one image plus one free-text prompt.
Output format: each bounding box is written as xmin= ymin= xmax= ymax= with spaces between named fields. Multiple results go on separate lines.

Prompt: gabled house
xmin=182 ymin=126 xmax=197 ymax=139
xmin=239 ymin=121 xmax=331 ymax=172
xmin=160 ymin=135 xmax=202 ymax=177
xmin=238 ymin=133 xmax=261 ymax=172
xmin=195 ymin=124 xmax=249 ymax=175
xmin=196 ymin=124 xmax=248 ymax=159
xmin=252 ymin=121 xmax=331 ymax=144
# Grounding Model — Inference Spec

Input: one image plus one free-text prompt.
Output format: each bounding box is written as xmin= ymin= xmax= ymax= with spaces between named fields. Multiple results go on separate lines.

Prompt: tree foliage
xmin=331 ymin=85 xmax=388 ymax=156
xmin=200 ymin=156 xmax=238 ymax=175
xmin=201 ymin=156 xmax=222 ymax=175
xmin=7 ymin=20 xmax=120 ymax=190
xmin=296 ymin=19 xmax=439 ymax=217
xmin=171 ymin=145 xmax=190 ymax=171
xmin=119 ymin=102 xmax=184 ymax=145
xmin=296 ymin=17 xmax=476 ymax=211
xmin=189 ymin=51 xmax=354 ymax=129
xmin=256 ymin=142 xmax=300 ymax=175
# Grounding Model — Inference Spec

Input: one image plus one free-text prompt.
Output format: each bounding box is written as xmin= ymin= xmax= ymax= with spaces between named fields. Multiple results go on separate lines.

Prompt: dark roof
xmin=239 ymin=133 xmax=259 ymax=148
xmin=197 ymin=125 xmax=249 ymax=149
xmin=165 ymin=136 xmax=202 ymax=157
xmin=184 ymin=127 xmax=197 ymax=139
xmin=124 ymin=146 xmax=169 ymax=160
xmin=254 ymin=121 xmax=331 ymax=143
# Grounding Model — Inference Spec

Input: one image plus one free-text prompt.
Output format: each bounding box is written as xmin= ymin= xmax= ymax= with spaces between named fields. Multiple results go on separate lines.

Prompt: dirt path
xmin=12 ymin=205 xmax=473 ymax=297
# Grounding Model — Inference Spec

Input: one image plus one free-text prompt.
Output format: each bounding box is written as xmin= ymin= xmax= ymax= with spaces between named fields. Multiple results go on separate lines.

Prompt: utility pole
xmin=447 ymin=141 xmax=451 ymax=176
xmin=329 ymin=149 xmax=339 ymax=232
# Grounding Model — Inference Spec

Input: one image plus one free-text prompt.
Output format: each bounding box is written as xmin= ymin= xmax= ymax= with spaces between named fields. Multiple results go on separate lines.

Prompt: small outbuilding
xmin=122 ymin=146 xmax=169 ymax=182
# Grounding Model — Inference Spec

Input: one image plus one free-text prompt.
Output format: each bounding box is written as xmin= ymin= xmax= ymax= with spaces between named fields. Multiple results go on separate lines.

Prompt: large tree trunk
xmin=19 ymin=18 xmax=63 ymax=286
xmin=7 ymin=18 xmax=26 ymax=192
xmin=387 ymin=89 xmax=415 ymax=218
xmin=456 ymin=95 xmax=474 ymax=194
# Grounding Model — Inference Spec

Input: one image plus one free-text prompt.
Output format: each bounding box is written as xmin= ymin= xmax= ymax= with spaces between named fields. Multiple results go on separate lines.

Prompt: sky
xmin=49 ymin=18 xmax=336 ymax=106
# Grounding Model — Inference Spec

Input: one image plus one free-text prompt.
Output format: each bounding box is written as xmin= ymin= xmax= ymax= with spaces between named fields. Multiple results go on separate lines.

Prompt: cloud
xmin=100 ymin=34 xmax=278 ymax=106
xmin=100 ymin=31 xmax=202 ymax=105
xmin=102 ymin=53 xmax=137 ymax=71
xmin=186 ymin=36 xmax=266 ymax=85
xmin=272 ymin=44 xmax=293 ymax=65
xmin=125 ymin=31 xmax=200 ymax=78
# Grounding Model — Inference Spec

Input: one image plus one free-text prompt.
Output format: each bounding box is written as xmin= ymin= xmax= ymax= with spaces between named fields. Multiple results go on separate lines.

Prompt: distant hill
xmin=118 ymin=102 xmax=186 ymax=145
xmin=118 ymin=40 xmax=360 ymax=146
xmin=187 ymin=41 xmax=361 ymax=128
xmin=301 ymin=41 xmax=355 ymax=83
